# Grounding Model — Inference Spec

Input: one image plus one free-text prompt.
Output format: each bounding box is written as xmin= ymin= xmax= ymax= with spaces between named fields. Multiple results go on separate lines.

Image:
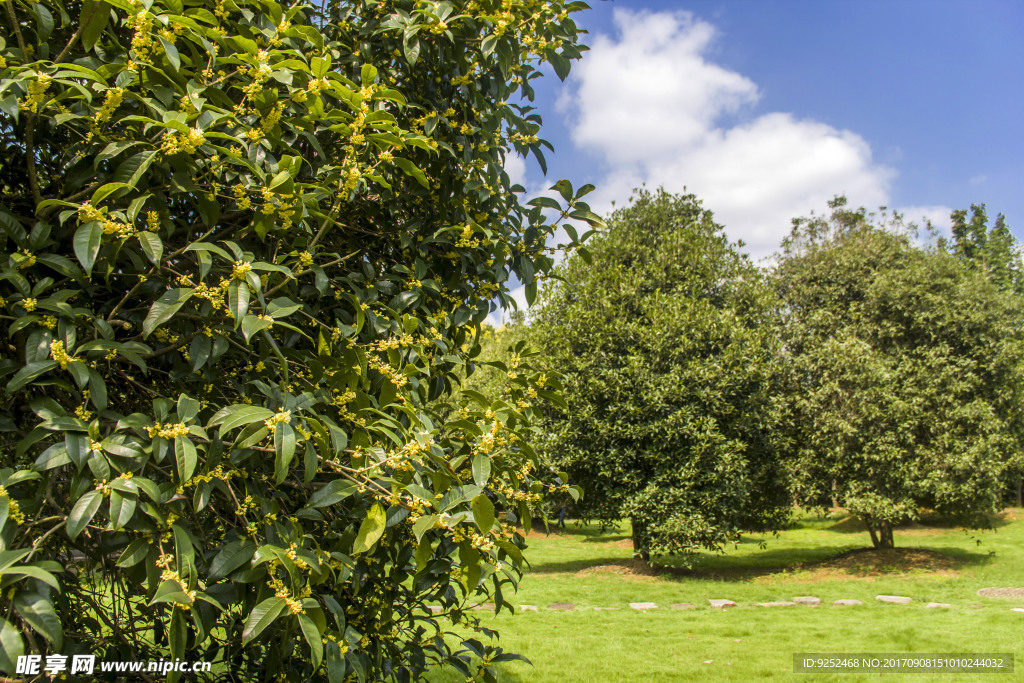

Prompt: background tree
xmin=0 ymin=0 xmax=599 ymax=680
xmin=943 ymin=205 xmax=1024 ymax=506
xmin=773 ymin=198 xmax=1024 ymax=549
xmin=531 ymin=189 xmax=790 ymax=561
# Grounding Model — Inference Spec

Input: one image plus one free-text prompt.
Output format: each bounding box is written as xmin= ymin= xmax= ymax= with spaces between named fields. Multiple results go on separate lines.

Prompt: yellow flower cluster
xmin=161 ymin=127 xmax=206 ymax=155
xmin=18 ymin=73 xmax=51 ymax=112
xmin=232 ymin=260 xmax=252 ymax=280
xmin=159 ymin=565 xmax=197 ymax=610
xmin=147 ymin=422 xmax=189 ymax=439
xmin=94 ymin=88 xmax=124 ymax=125
xmin=50 ymin=340 xmax=75 ymax=369
xmin=367 ymin=354 xmax=408 ymax=388
xmin=126 ymin=5 xmax=156 ymax=62
xmin=0 ymin=486 xmax=25 ymax=525
xmin=263 ymin=409 xmax=291 ymax=433
xmin=298 ymin=251 xmax=314 ymax=267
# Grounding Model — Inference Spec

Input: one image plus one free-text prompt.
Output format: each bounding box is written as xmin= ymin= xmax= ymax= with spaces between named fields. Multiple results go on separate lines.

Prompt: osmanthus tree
xmin=531 ymin=189 xmax=791 ymax=561
xmin=773 ymin=198 xmax=1024 ymax=549
xmin=0 ymin=0 xmax=602 ymax=680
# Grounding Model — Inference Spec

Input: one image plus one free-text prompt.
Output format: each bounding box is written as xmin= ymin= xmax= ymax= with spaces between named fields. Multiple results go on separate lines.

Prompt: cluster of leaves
xmin=773 ymin=198 xmax=1024 ymax=548
xmin=530 ymin=189 xmax=791 ymax=560
xmin=0 ymin=0 xmax=602 ymax=680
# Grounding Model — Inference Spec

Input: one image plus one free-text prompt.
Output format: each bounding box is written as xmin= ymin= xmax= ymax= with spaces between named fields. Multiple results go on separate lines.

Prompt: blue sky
xmin=507 ymin=0 xmax=1024 ymax=272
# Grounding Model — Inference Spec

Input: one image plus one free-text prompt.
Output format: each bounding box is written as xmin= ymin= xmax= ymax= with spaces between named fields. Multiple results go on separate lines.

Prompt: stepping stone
xmin=833 ymin=599 xmax=863 ymax=606
xmin=594 ymin=607 xmax=619 ymax=611
xmin=549 ymin=603 xmax=575 ymax=611
xmin=629 ymin=602 xmax=658 ymax=610
xmin=428 ymin=606 xmax=443 ymax=614
xmin=755 ymin=601 xmax=796 ymax=607
xmin=519 ymin=605 xmax=537 ymax=611
xmin=925 ymin=603 xmax=951 ymax=608
xmin=1011 ymin=608 xmax=1024 ymax=613
xmin=472 ymin=603 xmax=495 ymax=611
xmin=877 ymin=595 xmax=912 ymax=604
xmin=793 ymin=596 xmax=820 ymax=606
xmin=709 ymin=599 xmax=736 ymax=609
xmin=671 ymin=603 xmax=696 ymax=610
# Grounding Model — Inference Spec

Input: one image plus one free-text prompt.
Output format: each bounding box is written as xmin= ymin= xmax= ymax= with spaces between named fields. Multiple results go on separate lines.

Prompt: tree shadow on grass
xmin=528 ymin=545 xmax=995 ymax=583
xmin=823 ymin=510 xmax=1016 ymax=534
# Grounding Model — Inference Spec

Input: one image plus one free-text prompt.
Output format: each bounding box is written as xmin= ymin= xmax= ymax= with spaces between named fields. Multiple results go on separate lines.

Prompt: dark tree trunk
xmin=631 ymin=517 xmax=650 ymax=563
xmin=865 ymin=519 xmax=880 ymax=549
xmin=879 ymin=520 xmax=895 ymax=549
xmin=831 ymin=480 xmax=839 ymax=509
xmin=1017 ymin=478 xmax=1022 ymax=508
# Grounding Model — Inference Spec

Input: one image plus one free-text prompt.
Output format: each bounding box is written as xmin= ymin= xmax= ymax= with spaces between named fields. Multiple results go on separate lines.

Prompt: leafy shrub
xmin=0 ymin=0 xmax=599 ymax=679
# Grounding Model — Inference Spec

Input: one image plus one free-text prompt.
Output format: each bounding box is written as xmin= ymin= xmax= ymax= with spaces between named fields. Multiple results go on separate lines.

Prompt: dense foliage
xmin=773 ymin=199 xmax=1024 ymax=548
xmin=0 ymin=0 xmax=601 ymax=680
xmin=531 ymin=189 xmax=790 ymax=560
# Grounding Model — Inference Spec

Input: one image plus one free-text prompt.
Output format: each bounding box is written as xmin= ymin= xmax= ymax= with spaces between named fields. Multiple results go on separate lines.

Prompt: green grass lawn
xmin=430 ymin=508 xmax=1024 ymax=681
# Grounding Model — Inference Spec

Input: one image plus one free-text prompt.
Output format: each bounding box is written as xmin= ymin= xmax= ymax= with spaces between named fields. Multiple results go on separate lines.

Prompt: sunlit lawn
xmin=430 ymin=508 xmax=1024 ymax=681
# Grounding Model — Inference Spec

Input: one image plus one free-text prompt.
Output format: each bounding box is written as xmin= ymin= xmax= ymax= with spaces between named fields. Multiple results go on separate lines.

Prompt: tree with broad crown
xmin=0 ymin=0 xmax=603 ymax=680
xmin=773 ymin=198 xmax=1024 ymax=549
xmin=531 ymin=188 xmax=790 ymax=562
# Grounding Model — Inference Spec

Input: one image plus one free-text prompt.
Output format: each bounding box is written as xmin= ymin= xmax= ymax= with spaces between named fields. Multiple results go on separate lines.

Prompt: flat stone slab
xmin=793 ymin=596 xmax=820 ymax=606
xmin=977 ymin=587 xmax=1024 ymax=599
xmin=1011 ymin=608 xmax=1024 ymax=613
xmin=471 ymin=603 xmax=495 ymax=611
xmin=925 ymin=602 xmax=951 ymax=608
xmin=756 ymin=601 xmax=796 ymax=607
xmin=594 ymin=607 xmax=619 ymax=611
xmin=427 ymin=606 xmax=443 ymax=614
xmin=629 ymin=602 xmax=658 ymax=610
xmin=671 ymin=603 xmax=697 ymax=610
xmin=833 ymin=599 xmax=863 ymax=606
xmin=709 ymin=599 xmax=736 ymax=609
xmin=877 ymin=595 xmax=912 ymax=604
xmin=519 ymin=605 xmax=537 ymax=611
xmin=549 ymin=602 xmax=575 ymax=611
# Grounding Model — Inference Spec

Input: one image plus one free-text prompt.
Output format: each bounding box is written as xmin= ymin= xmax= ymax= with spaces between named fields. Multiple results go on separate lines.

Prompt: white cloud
xmin=562 ymin=9 xmax=895 ymax=260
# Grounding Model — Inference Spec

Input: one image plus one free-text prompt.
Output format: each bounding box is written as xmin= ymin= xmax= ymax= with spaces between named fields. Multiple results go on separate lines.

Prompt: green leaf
xmin=274 ymin=422 xmax=296 ymax=483
xmin=208 ymin=539 xmax=256 ymax=579
xmin=212 ymin=405 xmax=275 ymax=433
xmin=393 ymin=158 xmax=429 ymax=188
xmin=6 ymin=361 xmax=58 ymax=392
xmin=524 ymin=280 xmax=537 ymax=307
xmin=158 ymin=36 xmax=181 ymax=70
xmin=169 ymin=607 xmax=186 ymax=660
xmin=116 ymin=538 xmax=150 ymax=567
xmin=174 ymin=436 xmax=197 ymax=483
xmin=80 ymin=0 xmax=110 ymax=50
xmin=297 ymin=612 xmax=324 ymax=670
xmin=242 ymin=597 xmax=287 ymax=644
xmin=306 ymin=479 xmax=358 ymax=508
xmin=412 ymin=514 xmax=437 ymax=543
xmin=73 ymin=221 xmax=103 ymax=275
xmin=142 ymin=288 xmax=194 ymax=338
xmin=227 ymin=281 xmax=249 ymax=327
xmin=0 ymin=619 xmax=24 ymax=676
xmin=137 ymin=230 xmax=163 ymax=265
xmin=108 ymin=490 xmax=137 ymax=530
xmin=14 ymin=593 xmax=62 ymax=649
xmin=241 ymin=314 xmax=274 ymax=342
xmin=472 ymin=454 xmax=491 ymax=487
xmin=471 ymin=494 xmax=495 ymax=533
xmin=352 ymin=503 xmax=386 ymax=554
xmin=67 ymin=490 xmax=102 ymax=540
